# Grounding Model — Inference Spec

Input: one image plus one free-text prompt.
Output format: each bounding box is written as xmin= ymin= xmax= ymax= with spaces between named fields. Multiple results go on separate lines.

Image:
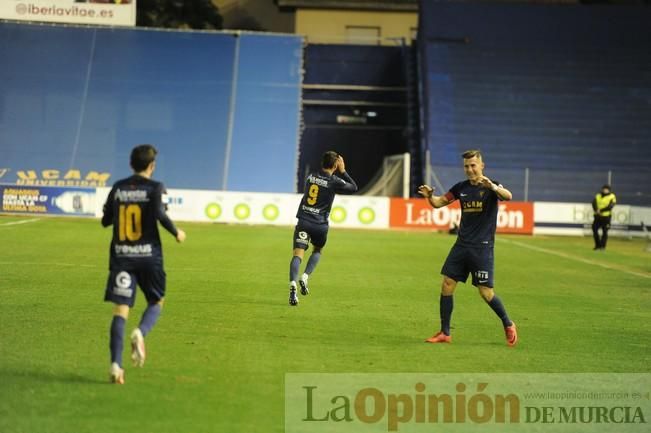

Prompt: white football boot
xmin=299 ymin=273 xmax=310 ymax=296
xmin=109 ymin=362 xmax=124 ymax=385
xmin=130 ymin=328 xmax=146 ymax=367
xmin=289 ymin=282 xmax=299 ymax=306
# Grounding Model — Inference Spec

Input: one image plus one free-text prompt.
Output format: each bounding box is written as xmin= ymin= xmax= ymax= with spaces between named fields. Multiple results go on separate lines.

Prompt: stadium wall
xmin=418 ymin=2 xmax=651 ymax=205
xmin=299 ymin=44 xmax=410 ymax=193
xmin=0 ymin=22 xmax=303 ymax=193
xmin=3 ymin=184 xmax=651 ymax=238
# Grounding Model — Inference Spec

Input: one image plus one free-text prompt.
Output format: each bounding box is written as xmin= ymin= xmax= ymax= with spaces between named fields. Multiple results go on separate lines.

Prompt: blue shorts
xmin=441 ymin=243 xmax=494 ymax=288
xmin=293 ymin=219 xmax=328 ymax=250
xmin=104 ymin=267 xmax=166 ymax=307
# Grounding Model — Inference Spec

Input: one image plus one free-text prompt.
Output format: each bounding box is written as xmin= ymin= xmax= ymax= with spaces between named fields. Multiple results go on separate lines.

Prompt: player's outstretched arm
xmin=418 ymin=184 xmax=450 ymax=208
xmin=478 ymin=176 xmax=512 ymax=201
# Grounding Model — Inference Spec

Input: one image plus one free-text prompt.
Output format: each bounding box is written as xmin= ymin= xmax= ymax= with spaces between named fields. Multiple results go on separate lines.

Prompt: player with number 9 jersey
xmin=296 ymin=171 xmax=355 ymax=224
xmin=287 ymin=151 xmax=357 ymax=306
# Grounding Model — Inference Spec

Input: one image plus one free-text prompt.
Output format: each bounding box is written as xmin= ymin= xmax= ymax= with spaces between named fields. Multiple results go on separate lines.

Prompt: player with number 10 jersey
xmin=103 ymin=176 xmax=176 ymax=270
xmin=101 ymin=144 xmax=186 ymax=384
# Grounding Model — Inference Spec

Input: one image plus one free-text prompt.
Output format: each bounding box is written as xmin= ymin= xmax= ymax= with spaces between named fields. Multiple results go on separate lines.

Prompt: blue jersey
xmin=296 ymin=171 xmax=357 ymax=224
xmin=446 ymin=179 xmax=501 ymax=247
xmin=101 ymin=175 xmax=178 ymax=269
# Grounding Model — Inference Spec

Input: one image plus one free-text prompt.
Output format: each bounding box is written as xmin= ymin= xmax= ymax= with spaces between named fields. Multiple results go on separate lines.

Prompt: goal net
xmin=359 ymin=153 xmax=410 ymax=198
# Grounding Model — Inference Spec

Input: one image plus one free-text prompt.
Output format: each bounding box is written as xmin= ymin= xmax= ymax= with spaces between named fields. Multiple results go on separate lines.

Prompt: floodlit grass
xmin=1 ymin=216 xmax=649 ymax=433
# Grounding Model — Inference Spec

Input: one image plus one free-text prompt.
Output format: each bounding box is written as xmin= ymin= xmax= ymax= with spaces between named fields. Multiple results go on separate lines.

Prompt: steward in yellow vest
xmin=592 ymin=184 xmax=616 ymax=250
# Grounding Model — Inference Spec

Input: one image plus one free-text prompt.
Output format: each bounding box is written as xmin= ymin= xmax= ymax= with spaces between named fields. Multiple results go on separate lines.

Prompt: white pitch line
xmin=0 ymin=218 xmax=40 ymax=227
xmin=499 ymin=238 xmax=651 ymax=280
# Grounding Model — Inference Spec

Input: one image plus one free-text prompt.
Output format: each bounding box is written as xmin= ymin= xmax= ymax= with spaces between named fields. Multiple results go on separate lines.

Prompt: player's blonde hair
xmin=462 ymin=149 xmax=483 ymax=160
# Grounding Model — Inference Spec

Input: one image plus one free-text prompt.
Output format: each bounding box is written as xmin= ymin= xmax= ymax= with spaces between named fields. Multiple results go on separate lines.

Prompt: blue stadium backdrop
xmin=418 ymin=2 xmax=651 ymax=205
xmin=0 ymin=22 xmax=303 ymax=193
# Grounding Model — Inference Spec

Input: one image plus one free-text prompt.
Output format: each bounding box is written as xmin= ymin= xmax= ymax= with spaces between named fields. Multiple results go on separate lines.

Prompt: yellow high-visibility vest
xmin=595 ymin=193 xmax=616 ymax=217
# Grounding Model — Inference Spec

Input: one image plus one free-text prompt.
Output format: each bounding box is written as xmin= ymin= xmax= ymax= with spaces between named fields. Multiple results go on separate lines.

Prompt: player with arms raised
xmin=102 ymin=144 xmax=186 ymax=384
xmin=288 ymin=151 xmax=357 ymax=306
xmin=418 ymin=150 xmax=517 ymax=346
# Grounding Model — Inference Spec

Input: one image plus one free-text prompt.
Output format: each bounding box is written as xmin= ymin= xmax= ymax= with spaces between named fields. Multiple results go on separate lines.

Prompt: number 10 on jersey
xmin=119 ymin=204 xmax=142 ymax=241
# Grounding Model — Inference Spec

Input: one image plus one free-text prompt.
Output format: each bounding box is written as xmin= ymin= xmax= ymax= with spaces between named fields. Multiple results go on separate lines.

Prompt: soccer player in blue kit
xmin=418 ymin=150 xmax=518 ymax=346
xmin=288 ymin=151 xmax=357 ymax=306
xmin=102 ymin=144 xmax=186 ymax=384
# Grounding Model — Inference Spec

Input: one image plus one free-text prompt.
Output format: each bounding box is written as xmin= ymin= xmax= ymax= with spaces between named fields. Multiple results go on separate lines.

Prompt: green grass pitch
xmin=1 ymin=216 xmax=649 ymax=433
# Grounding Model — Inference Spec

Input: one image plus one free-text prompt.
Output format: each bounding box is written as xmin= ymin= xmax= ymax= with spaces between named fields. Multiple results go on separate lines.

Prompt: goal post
xmin=359 ymin=153 xmax=410 ymax=198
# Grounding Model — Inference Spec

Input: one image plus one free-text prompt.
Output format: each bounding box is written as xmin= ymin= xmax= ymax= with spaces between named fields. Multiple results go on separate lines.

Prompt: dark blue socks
xmin=139 ymin=303 xmax=162 ymax=337
xmin=289 ymin=256 xmax=302 ymax=282
xmin=440 ymin=295 xmax=453 ymax=336
xmin=110 ymin=315 xmax=126 ymax=366
xmin=304 ymin=252 xmax=321 ymax=275
xmin=487 ymin=295 xmax=512 ymax=327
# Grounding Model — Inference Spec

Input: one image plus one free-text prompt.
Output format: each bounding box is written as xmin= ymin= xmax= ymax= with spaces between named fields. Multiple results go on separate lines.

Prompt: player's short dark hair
xmin=322 ymin=151 xmax=339 ymax=169
xmin=130 ymin=144 xmax=158 ymax=172
xmin=602 ymin=184 xmax=611 ymax=191
xmin=462 ymin=149 xmax=483 ymax=160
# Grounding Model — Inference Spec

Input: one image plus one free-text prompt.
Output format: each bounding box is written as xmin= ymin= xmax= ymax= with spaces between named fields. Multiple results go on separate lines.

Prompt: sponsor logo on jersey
xmin=115 ymin=243 xmax=153 ymax=256
xmin=462 ymin=200 xmax=484 ymax=213
xmin=115 ymin=189 xmax=149 ymax=202
xmin=301 ymin=205 xmax=321 ymax=214
xmin=307 ymin=175 xmax=329 ymax=187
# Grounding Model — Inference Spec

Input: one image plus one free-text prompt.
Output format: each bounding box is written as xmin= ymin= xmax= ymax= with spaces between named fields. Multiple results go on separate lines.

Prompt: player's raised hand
xmin=418 ymin=184 xmax=434 ymax=198
xmin=337 ymin=155 xmax=346 ymax=173
xmin=478 ymin=176 xmax=495 ymax=190
xmin=176 ymin=229 xmax=186 ymax=243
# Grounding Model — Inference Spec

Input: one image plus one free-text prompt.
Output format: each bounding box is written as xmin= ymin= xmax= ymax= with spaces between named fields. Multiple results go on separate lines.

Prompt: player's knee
xmin=112 ymin=303 xmax=129 ymax=319
xmin=441 ymin=277 xmax=456 ymax=295
xmin=478 ymin=286 xmax=494 ymax=302
xmin=155 ymin=298 xmax=165 ymax=308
